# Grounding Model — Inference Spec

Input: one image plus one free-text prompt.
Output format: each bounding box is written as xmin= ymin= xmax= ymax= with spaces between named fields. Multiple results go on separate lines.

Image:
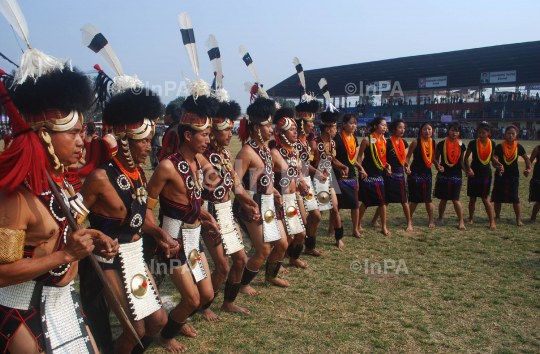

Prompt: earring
xmin=257 ymin=127 xmax=266 ymax=145
xmin=121 ymin=137 xmax=136 ymax=168
xmin=41 ymin=131 xmax=64 ymax=172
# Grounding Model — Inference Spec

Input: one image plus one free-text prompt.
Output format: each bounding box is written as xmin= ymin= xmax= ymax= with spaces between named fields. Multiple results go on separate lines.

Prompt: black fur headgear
xmin=102 ymin=88 xmax=162 ymax=126
xmin=295 ymin=100 xmax=319 ymax=117
xmin=8 ymin=67 xmax=93 ymax=116
xmin=320 ymin=109 xmax=341 ymax=126
xmin=215 ymin=100 xmax=241 ymax=120
xmin=246 ymin=97 xmax=276 ymax=124
xmin=181 ymin=95 xmax=220 ymax=119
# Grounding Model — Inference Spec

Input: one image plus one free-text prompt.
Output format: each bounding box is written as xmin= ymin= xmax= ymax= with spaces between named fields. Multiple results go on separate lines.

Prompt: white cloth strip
xmin=214 ymin=200 xmax=244 ymax=255
xmin=313 ymin=176 xmax=333 ymax=211
xmin=118 ymin=239 xmax=162 ymax=321
xmin=282 ymin=193 xmax=305 ymax=235
xmin=302 ymin=176 xmax=319 ymax=212
xmin=0 ymin=280 xmax=36 ymax=310
xmin=41 ymin=281 xmax=91 ymax=354
xmin=162 ymin=215 xmax=182 ymax=239
xmin=182 ymin=225 xmax=207 ymax=282
xmin=261 ymin=194 xmax=282 ymax=242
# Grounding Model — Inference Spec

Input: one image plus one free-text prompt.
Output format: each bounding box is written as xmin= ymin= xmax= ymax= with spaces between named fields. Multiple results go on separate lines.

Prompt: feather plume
xmin=318 ymin=78 xmax=331 ymax=102
xmin=0 ymin=0 xmax=30 ymax=48
xmin=292 ymin=57 xmax=305 ymax=92
xmin=14 ymin=48 xmax=68 ymax=85
xmin=238 ymin=45 xmax=260 ymax=85
xmin=205 ymin=34 xmax=222 ymax=89
xmin=80 ymin=23 xmax=123 ymax=77
xmin=178 ymin=12 xmax=199 ymax=78
xmin=213 ymin=87 xmax=230 ymax=103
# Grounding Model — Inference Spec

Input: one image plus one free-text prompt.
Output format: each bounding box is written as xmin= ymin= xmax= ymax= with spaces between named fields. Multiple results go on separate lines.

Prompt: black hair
xmin=506 ymin=125 xmax=518 ymax=133
xmin=369 ymin=117 xmax=386 ymax=133
xmin=177 ymin=124 xmax=199 ymax=144
xmin=165 ymin=103 xmax=182 ymax=124
xmin=477 ymin=121 xmax=491 ymax=134
xmin=419 ymin=121 xmax=433 ymax=136
xmin=447 ymin=122 xmax=461 ymax=134
xmin=341 ymin=113 xmax=357 ymax=126
xmin=87 ymin=121 xmax=96 ymax=133
xmin=388 ymin=118 xmax=404 ymax=133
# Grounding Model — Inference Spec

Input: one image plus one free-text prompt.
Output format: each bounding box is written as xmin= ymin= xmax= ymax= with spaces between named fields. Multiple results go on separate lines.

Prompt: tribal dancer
xmin=381 ymin=119 xmax=413 ymax=231
xmin=356 ymin=118 xmax=390 ymax=236
xmin=464 ymin=121 xmax=499 ymax=230
xmin=0 ymin=25 xmax=118 ymax=353
xmin=146 ymin=14 xmax=221 ymax=353
xmin=235 ymin=97 xmax=290 ymax=294
xmin=271 ymin=108 xmax=311 ymax=269
xmin=158 ymin=104 xmax=182 ymax=162
xmin=333 ymin=113 xmax=362 ymax=237
xmin=198 ymin=35 xmax=259 ymax=319
xmin=529 ymin=143 xmax=540 ymax=224
xmin=236 ymin=45 xmax=290 ymax=293
xmin=406 ymin=122 xmax=441 ymax=228
xmin=433 ymin=122 xmax=466 ymax=229
xmin=292 ymin=59 xmax=324 ymax=256
xmin=80 ymin=24 xmax=174 ymax=354
xmin=312 ymin=78 xmax=344 ymax=248
xmin=491 ymin=125 xmax=531 ymax=226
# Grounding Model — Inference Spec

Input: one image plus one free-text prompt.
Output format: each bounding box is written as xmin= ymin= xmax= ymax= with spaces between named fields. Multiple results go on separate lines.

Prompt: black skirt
xmin=529 ymin=179 xmax=540 ymax=202
xmin=434 ymin=173 xmax=462 ymax=201
xmin=491 ymin=176 xmax=520 ymax=204
xmin=408 ymin=172 xmax=433 ymax=203
xmin=358 ymin=175 xmax=385 ymax=207
xmin=467 ymin=175 xmax=492 ymax=198
xmin=337 ymin=178 xmax=359 ymax=209
xmin=384 ymin=167 xmax=407 ymax=204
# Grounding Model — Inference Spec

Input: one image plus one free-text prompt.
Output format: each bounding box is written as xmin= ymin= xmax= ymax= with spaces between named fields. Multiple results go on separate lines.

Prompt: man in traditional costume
xmin=79 ymin=23 xmax=175 ymax=354
xmin=0 ymin=22 xmax=118 ymax=353
xmin=271 ymin=107 xmax=311 ymax=268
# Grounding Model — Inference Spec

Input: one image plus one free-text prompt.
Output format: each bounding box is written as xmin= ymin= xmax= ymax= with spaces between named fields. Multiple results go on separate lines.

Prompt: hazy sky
xmin=1 ymin=0 xmax=539 ymax=110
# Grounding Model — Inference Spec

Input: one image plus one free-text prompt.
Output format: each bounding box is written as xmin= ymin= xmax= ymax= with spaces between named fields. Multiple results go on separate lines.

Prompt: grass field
xmin=122 ymin=137 xmax=540 ymax=354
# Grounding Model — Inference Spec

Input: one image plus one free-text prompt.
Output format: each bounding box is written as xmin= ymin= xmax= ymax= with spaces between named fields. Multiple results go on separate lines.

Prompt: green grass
xmin=88 ymin=137 xmax=540 ymax=353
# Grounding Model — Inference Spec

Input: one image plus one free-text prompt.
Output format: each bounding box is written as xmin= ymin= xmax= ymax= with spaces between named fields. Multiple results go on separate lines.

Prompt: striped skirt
xmin=337 ymin=178 xmax=359 ymax=209
xmin=434 ymin=173 xmax=462 ymax=201
xmin=408 ymin=172 xmax=433 ymax=203
xmin=529 ymin=179 xmax=540 ymax=203
xmin=358 ymin=175 xmax=385 ymax=207
xmin=384 ymin=167 xmax=407 ymax=204
xmin=467 ymin=175 xmax=492 ymax=199
xmin=491 ymin=176 xmax=520 ymax=204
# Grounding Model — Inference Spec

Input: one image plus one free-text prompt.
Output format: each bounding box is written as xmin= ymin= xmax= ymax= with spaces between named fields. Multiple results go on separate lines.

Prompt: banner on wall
xmin=480 ymin=70 xmax=516 ymax=84
xmin=418 ymin=76 xmax=447 ymax=88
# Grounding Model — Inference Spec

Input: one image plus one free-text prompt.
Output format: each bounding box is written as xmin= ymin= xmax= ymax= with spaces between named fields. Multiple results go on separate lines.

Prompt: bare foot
xmin=197 ymin=308 xmax=221 ymax=322
xmin=289 ymin=258 xmax=309 ymax=269
xmin=380 ymin=228 xmax=391 ymax=236
xmin=353 ymin=231 xmax=363 ymax=239
xmin=458 ymin=222 xmax=466 ymax=230
xmin=239 ymin=285 xmax=261 ymax=295
xmin=428 ymin=221 xmax=436 ymax=228
xmin=437 ymin=218 xmax=444 ymax=225
xmin=336 ymin=239 xmax=345 ymax=249
xmin=180 ymin=324 xmax=197 ymax=338
xmin=489 ymin=222 xmax=496 ymax=231
xmin=468 ymin=218 xmax=474 ymax=225
xmin=405 ymin=224 xmax=413 ymax=232
xmin=304 ymin=248 xmax=323 ymax=257
xmin=265 ymin=277 xmax=290 ymax=287
xmin=517 ymin=219 xmax=524 ymax=226
xmin=531 ymin=219 xmax=539 ymax=225
xmin=158 ymin=335 xmax=187 ymax=353
xmin=279 ymin=267 xmax=290 ymax=275
xmin=358 ymin=227 xmax=366 ymax=233
xmin=371 ymin=220 xmax=381 ymax=227
xmin=221 ymin=301 xmax=250 ymax=315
